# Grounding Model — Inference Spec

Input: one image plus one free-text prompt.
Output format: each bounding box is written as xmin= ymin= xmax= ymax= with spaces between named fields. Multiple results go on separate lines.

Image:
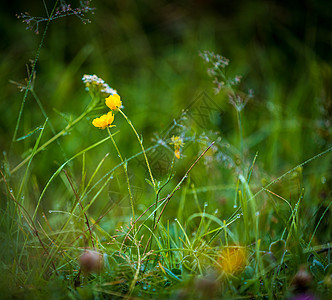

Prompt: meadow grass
xmin=0 ymin=1 xmax=331 ymax=299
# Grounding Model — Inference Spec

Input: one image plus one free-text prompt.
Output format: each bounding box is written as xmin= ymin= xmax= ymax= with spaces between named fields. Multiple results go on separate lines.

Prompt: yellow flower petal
xmin=105 ymin=94 xmax=122 ymax=110
xmin=175 ymin=148 xmax=181 ymax=159
xmin=170 ymin=136 xmax=184 ymax=159
xmin=92 ymin=111 xmax=115 ymax=129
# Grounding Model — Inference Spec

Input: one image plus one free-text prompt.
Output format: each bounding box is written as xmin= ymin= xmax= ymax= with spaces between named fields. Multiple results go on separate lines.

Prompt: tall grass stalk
xmin=10 ymin=100 xmax=96 ymax=176
xmin=118 ymin=108 xmax=156 ymax=191
xmin=12 ymin=0 xmax=60 ymax=143
xmin=107 ymin=127 xmax=135 ymax=224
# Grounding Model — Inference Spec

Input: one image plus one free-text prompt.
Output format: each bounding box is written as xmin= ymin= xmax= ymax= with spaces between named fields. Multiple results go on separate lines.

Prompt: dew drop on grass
xmin=174 ymin=218 xmax=177 ymax=221
xmin=204 ymin=202 xmax=208 ymax=207
xmin=255 ymin=211 xmax=260 ymax=216
xmin=321 ymin=176 xmax=326 ymax=184
xmin=233 ymin=204 xmax=237 ymax=208
xmin=236 ymin=214 xmax=241 ymax=218
xmin=214 ymin=209 xmax=218 ymax=214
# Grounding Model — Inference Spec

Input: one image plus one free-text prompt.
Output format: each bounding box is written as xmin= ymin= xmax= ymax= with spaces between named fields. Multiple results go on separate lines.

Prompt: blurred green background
xmin=0 ymin=2 xmax=332 ymax=299
xmin=0 ymin=0 xmax=331 ymax=236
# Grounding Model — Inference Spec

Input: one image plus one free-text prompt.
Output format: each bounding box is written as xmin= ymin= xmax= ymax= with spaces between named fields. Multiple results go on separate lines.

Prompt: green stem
xmin=107 ymin=127 xmax=135 ymax=224
xmin=236 ymin=109 xmax=244 ymax=170
xmin=12 ymin=0 xmax=61 ymax=143
xmin=143 ymin=142 xmax=215 ymax=256
xmin=217 ymin=67 xmax=244 ymax=169
xmin=118 ymin=109 xmax=156 ymax=191
xmin=10 ymin=103 xmax=94 ymax=175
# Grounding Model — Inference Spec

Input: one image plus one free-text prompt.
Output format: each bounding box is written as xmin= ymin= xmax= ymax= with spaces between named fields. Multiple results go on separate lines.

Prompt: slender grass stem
xmin=126 ymin=242 xmax=141 ymax=299
xmin=0 ymin=169 xmax=58 ymax=275
xmin=63 ymin=169 xmax=95 ymax=249
xmin=118 ymin=109 xmax=156 ymax=191
xmin=10 ymin=103 xmax=94 ymax=175
xmin=16 ymin=118 xmax=48 ymax=203
xmin=107 ymin=127 xmax=135 ymax=224
xmin=226 ymin=146 xmax=332 ymax=231
xmin=143 ymin=141 xmax=215 ymax=256
xmin=12 ymin=0 xmax=60 ymax=144
xmin=32 ymin=134 xmax=113 ymax=222
xmin=12 ymin=27 xmax=49 ymax=144
xmin=236 ymin=109 xmax=244 ymax=167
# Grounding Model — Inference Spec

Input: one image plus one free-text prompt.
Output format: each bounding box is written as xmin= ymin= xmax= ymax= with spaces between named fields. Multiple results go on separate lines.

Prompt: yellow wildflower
xmin=92 ymin=111 xmax=115 ymax=129
xmin=218 ymin=246 xmax=247 ymax=275
xmin=169 ymin=136 xmax=184 ymax=159
xmin=105 ymin=94 xmax=122 ymax=111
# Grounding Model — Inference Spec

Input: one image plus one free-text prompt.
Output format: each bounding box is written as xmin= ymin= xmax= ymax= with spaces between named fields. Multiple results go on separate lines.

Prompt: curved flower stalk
xmin=91 ymin=91 xmax=156 ymax=224
xmin=117 ymin=108 xmax=156 ymax=190
xmin=101 ymin=93 xmax=156 ymax=191
xmin=91 ymin=93 xmax=135 ymax=222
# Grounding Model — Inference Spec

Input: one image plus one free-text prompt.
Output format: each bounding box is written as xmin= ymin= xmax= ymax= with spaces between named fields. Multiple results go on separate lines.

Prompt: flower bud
xmin=79 ymin=250 xmax=103 ymax=273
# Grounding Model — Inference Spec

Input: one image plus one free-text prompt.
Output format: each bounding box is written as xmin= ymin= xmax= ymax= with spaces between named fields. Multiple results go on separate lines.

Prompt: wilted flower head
xmin=218 ymin=246 xmax=247 ymax=275
xmin=79 ymin=250 xmax=103 ymax=273
xmin=105 ymin=94 xmax=122 ymax=111
xmin=169 ymin=136 xmax=184 ymax=159
xmin=82 ymin=74 xmax=117 ymax=97
xmin=92 ymin=111 xmax=115 ymax=129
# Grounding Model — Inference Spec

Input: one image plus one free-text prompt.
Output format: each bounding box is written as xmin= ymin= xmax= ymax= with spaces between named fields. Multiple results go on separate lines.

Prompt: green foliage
xmin=0 ymin=0 xmax=331 ymax=299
